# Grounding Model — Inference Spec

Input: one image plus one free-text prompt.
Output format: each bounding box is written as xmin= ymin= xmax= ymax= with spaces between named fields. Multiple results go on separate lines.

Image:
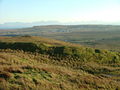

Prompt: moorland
xmin=0 ymin=36 xmax=120 ymax=90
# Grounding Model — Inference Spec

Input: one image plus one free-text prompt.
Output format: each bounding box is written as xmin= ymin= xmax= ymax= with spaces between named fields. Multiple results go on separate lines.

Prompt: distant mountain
xmin=1 ymin=21 xmax=120 ymax=29
xmin=0 ymin=21 xmax=62 ymax=29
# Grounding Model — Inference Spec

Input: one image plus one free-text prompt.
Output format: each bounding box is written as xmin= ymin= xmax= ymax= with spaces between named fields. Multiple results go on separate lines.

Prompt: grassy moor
xmin=0 ymin=36 xmax=119 ymax=90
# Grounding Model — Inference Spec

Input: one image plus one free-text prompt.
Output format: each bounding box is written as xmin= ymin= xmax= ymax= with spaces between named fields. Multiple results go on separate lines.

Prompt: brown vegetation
xmin=0 ymin=36 xmax=119 ymax=90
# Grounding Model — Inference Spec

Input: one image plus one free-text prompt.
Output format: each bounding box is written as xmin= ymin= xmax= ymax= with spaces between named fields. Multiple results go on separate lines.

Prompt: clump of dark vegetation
xmin=0 ymin=71 xmax=12 ymax=80
xmin=0 ymin=41 xmax=119 ymax=64
xmin=0 ymin=42 xmax=39 ymax=52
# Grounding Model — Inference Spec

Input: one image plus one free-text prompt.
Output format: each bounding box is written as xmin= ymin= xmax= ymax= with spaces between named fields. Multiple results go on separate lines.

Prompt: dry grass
xmin=0 ymin=49 xmax=119 ymax=90
xmin=0 ymin=36 xmax=119 ymax=90
xmin=0 ymin=36 xmax=82 ymax=47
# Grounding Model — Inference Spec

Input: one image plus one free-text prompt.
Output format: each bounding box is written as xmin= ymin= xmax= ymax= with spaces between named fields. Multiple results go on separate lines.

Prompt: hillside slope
xmin=0 ymin=36 xmax=120 ymax=90
xmin=0 ymin=25 xmax=120 ymax=51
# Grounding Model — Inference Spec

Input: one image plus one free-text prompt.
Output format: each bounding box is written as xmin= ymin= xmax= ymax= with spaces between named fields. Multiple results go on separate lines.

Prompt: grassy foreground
xmin=0 ymin=36 xmax=120 ymax=90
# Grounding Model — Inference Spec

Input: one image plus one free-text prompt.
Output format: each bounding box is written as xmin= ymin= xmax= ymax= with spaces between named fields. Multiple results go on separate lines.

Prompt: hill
xmin=0 ymin=36 xmax=120 ymax=90
xmin=0 ymin=25 xmax=120 ymax=51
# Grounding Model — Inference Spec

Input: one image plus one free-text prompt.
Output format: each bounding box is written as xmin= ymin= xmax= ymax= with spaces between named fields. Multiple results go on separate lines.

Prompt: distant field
xmin=0 ymin=25 xmax=120 ymax=51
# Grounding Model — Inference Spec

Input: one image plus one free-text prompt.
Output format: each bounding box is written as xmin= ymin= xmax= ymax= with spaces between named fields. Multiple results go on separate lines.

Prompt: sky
xmin=0 ymin=0 xmax=120 ymax=24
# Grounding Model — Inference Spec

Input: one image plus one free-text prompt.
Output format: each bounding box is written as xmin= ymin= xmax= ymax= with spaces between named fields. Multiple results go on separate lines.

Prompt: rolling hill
xmin=0 ymin=25 xmax=120 ymax=51
xmin=0 ymin=36 xmax=120 ymax=90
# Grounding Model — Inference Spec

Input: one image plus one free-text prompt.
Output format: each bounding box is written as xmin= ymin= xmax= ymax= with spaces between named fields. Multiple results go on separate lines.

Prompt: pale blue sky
xmin=0 ymin=0 xmax=120 ymax=24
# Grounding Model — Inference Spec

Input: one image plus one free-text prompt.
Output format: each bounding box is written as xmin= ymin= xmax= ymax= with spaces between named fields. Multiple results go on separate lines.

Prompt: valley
xmin=0 ymin=25 xmax=120 ymax=51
